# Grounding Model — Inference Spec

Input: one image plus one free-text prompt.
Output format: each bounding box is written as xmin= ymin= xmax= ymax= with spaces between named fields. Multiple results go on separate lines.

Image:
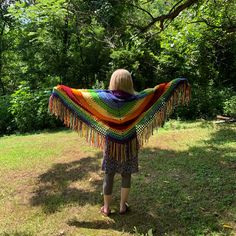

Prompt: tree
xmin=0 ymin=0 xmax=235 ymax=133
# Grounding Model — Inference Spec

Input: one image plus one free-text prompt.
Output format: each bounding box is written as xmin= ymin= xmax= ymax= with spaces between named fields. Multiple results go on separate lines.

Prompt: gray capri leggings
xmin=103 ymin=173 xmax=131 ymax=195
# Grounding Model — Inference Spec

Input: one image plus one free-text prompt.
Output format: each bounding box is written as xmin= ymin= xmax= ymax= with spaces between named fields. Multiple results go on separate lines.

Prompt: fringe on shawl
xmin=49 ymin=81 xmax=190 ymax=161
xmin=137 ymin=81 xmax=191 ymax=148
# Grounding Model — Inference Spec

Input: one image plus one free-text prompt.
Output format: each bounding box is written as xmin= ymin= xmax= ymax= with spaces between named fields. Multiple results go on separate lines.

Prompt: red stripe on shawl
xmin=57 ymin=82 xmax=169 ymax=131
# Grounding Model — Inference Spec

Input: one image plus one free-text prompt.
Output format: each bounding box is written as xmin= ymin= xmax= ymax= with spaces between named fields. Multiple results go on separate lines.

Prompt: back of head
xmin=109 ymin=69 xmax=135 ymax=94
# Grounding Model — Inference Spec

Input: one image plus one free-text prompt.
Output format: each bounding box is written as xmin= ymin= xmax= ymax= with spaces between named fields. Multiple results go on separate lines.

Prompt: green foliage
xmin=0 ymin=95 xmax=15 ymax=135
xmin=9 ymin=82 xmax=61 ymax=133
xmin=155 ymin=5 xmax=236 ymax=119
xmin=223 ymin=95 xmax=236 ymax=117
xmin=10 ymin=82 xmax=39 ymax=132
xmin=134 ymin=227 xmax=153 ymax=236
xmin=0 ymin=0 xmax=236 ymax=133
xmin=176 ymin=85 xmax=234 ymax=119
xmin=35 ymin=89 xmax=62 ymax=130
xmin=91 ymin=79 xmax=105 ymax=89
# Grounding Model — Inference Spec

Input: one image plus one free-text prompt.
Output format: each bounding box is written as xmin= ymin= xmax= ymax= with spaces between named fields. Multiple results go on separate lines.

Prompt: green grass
xmin=0 ymin=120 xmax=235 ymax=236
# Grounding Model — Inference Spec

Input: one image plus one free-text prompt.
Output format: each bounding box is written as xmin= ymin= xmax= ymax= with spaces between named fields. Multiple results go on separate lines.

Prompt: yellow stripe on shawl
xmin=71 ymin=88 xmax=156 ymax=123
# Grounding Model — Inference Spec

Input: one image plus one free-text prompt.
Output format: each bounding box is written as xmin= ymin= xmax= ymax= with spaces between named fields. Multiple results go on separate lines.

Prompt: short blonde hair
xmin=109 ymin=69 xmax=135 ymax=94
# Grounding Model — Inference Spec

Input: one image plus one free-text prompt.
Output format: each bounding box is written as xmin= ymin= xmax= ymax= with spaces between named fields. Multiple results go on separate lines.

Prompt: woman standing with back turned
xmin=49 ymin=68 xmax=190 ymax=218
xmin=101 ymin=69 xmax=137 ymax=216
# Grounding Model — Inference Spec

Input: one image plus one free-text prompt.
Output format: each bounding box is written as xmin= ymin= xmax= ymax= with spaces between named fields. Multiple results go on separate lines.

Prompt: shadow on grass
xmin=30 ymin=154 xmax=103 ymax=213
xmin=2 ymin=233 xmax=33 ymax=236
xmin=30 ymin=125 xmax=236 ymax=235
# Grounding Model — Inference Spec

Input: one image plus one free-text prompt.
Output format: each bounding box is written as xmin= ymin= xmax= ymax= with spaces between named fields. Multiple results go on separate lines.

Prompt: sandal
xmin=100 ymin=206 xmax=111 ymax=216
xmin=119 ymin=202 xmax=129 ymax=215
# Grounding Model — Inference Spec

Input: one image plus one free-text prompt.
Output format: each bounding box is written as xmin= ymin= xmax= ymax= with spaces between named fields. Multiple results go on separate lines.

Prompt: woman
xmin=49 ymin=68 xmax=190 ymax=217
xmin=101 ymin=69 xmax=137 ymax=216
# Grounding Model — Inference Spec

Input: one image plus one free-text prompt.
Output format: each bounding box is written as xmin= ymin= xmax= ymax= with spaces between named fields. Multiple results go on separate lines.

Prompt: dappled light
xmin=0 ymin=0 xmax=235 ymax=235
xmin=1 ymin=122 xmax=232 ymax=235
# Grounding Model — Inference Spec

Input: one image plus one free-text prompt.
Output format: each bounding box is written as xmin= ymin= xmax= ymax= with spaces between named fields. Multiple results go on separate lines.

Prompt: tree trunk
xmin=60 ymin=15 xmax=69 ymax=84
xmin=0 ymin=23 xmax=6 ymax=95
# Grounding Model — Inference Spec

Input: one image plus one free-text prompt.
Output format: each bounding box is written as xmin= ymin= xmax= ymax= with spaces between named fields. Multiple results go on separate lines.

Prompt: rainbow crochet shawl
xmin=49 ymin=78 xmax=190 ymax=161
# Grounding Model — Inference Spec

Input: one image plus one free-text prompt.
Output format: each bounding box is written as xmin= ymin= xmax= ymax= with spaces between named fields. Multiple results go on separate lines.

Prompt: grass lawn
xmin=0 ymin=120 xmax=235 ymax=236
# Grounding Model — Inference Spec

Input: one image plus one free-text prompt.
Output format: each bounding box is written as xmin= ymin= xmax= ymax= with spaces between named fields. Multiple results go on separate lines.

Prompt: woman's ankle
xmin=120 ymin=202 xmax=126 ymax=211
xmin=102 ymin=205 xmax=110 ymax=213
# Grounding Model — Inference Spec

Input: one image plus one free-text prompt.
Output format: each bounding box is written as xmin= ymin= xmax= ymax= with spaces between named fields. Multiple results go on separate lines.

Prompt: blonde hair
xmin=109 ymin=69 xmax=135 ymax=94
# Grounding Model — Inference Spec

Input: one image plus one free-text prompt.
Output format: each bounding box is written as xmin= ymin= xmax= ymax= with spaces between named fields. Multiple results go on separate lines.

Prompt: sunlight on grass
xmin=0 ymin=131 xmax=98 ymax=170
xmin=0 ymin=121 xmax=235 ymax=236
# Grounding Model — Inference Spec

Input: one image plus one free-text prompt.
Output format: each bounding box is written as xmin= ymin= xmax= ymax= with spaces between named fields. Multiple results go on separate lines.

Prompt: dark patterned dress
xmin=101 ymin=90 xmax=139 ymax=174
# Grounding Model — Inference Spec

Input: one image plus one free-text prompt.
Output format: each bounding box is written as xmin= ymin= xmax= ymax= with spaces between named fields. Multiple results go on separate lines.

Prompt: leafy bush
xmin=175 ymin=84 xmax=235 ymax=119
xmin=35 ymin=89 xmax=62 ymax=130
xmin=0 ymin=95 xmax=15 ymax=135
xmin=10 ymin=82 xmax=39 ymax=132
xmin=223 ymin=95 xmax=236 ymax=117
xmin=92 ymin=79 xmax=105 ymax=89
xmin=9 ymin=82 xmax=61 ymax=133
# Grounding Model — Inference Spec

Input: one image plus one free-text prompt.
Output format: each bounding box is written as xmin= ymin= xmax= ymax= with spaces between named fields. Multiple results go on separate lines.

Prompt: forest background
xmin=0 ymin=0 xmax=235 ymax=134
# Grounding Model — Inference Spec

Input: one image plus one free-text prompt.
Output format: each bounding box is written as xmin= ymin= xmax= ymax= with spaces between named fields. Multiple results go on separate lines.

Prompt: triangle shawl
xmin=49 ymin=78 xmax=190 ymax=161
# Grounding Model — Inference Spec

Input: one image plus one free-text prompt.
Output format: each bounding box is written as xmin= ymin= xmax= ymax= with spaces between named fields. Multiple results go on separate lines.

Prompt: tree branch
xmin=139 ymin=0 xmax=199 ymax=33
xmin=169 ymin=0 xmax=185 ymax=14
xmin=128 ymin=3 xmax=155 ymax=19
xmin=191 ymin=19 xmax=236 ymax=33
